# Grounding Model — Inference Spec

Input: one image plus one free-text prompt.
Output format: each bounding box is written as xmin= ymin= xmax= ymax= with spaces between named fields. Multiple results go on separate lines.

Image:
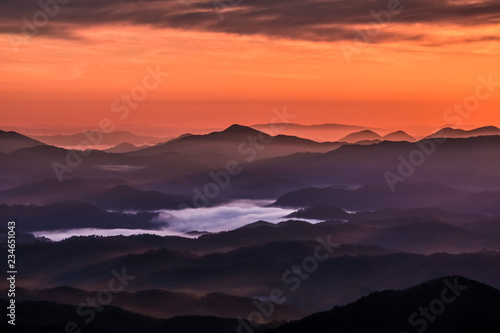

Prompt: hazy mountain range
xmin=32 ymin=131 xmax=169 ymax=148
xmin=2 ymin=123 xmax=500 ymax=332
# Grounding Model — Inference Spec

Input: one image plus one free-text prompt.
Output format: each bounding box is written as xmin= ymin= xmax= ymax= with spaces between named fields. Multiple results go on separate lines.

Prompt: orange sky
xmin=1 ymin=0 xmax=500 ymax=135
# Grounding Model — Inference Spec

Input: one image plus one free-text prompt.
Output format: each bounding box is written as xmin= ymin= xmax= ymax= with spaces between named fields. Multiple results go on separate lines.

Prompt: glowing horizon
xmin=1 ymin=0 xmax=499 ymax=133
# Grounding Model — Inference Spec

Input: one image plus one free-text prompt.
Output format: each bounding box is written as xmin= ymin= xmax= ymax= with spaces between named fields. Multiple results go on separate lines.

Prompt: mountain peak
xmin=339 ymin=130 xmax=381 ymax=143
xmin=207 ymin=124 xmax=267 ymax=139
xmin=382 ymin=130 xmax=415 ymax=142
xmin=222 ymin=124 xmax=260 ymax=134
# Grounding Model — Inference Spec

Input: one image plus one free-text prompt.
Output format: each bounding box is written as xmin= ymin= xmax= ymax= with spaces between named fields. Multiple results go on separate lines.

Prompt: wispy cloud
xmin=154 ymin=200 xmax=296 ymax=233
xmin=2 ymin=0 xmax=500 ymax=43
xmin=32 ymin=200 xmax=303 ymax=241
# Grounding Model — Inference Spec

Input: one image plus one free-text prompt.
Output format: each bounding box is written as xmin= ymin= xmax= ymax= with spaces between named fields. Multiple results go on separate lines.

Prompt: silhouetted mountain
xmin=33 ymin=131 xmax=167 ymax=147
xmin=167 ymin=133 xmax=194 ymax=142
xmin=382 ymin=130 xmax=415 ymax=142
xmin=251 ymin=123 xmax=381 ymax=142
xmin=339 ymin=130 xmax=382 ymax=143
xmin=0 ymin=129 xmax=46 ymax=153
xmin=104 ymin=142 xmax=151 ymax=153
xmin=269 ymin=276 xmax=500 ymax=333
xmin=130 ymin=124 xmax=343 ymax=160
xmin=7 ymin=134 xmax=500 ymax=201
xmin=227 ymin=136 xmax=500 ymax=194
xmin=87 ymin=185 xmax=193 ymax=210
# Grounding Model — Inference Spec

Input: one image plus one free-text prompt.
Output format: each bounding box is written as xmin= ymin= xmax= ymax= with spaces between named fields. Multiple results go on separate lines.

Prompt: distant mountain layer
xmin=251 ymin=124 xmax=499 ymax=144
xmin=33 ymin=131 xmax=168 ymax=147
xmin=251 ymin=123 xmax=379 ymax=142
xmin=235 ymin=135 xmax=500 ymax=193
xmin=129 ymin=124 xmax=343 ymax=160
xmin=5 ymin=126 xmax=500 ymax=204
xmin=428 ymin=126 xmax=500 ymax=139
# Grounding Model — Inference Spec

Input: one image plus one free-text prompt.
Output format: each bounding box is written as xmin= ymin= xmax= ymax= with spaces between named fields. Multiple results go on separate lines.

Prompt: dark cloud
xmin=2 ymin=0 xmax=500 ymax=42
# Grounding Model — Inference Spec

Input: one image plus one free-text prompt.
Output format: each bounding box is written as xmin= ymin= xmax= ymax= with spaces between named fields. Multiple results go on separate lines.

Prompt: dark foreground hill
xmin=268 ymin=276 xmax=500 ymax=333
